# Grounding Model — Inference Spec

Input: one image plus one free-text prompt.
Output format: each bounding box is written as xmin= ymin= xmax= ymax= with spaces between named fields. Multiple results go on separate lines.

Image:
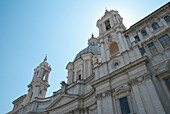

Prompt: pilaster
xmin=100 ymin=40 xmax=107 ymax=62
xmin=131 ymin=85 xmax=146 ymax=114
xmin=117 ymin=32 xmax=125 ymax=52
xmin=145 ymin=79 xmax=166 ymax=114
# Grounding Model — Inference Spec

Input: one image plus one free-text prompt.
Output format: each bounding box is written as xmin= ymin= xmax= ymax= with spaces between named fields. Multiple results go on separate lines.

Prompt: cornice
xmin=124 ymin=2 xmax=170 ymax=34
xmin=12 ymin=94 xmax=27 ymax=104
xmin=90 ymin=56 xmax=148 ymax=87
xmin=95 ymin=72 xmax=151 ymax=100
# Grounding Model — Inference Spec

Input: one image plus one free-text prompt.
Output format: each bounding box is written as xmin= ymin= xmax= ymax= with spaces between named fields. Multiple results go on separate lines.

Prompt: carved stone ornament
xmin=128 ymin=73 xmax=151 ymax=86
xmin=111 ymin=60 xmax=120 ymax=69
xmin=105 ymin=90 xmax=112 ymax=96
xmin=60 ymin=81 xmax=68 ymax=93
xmin=107 ymin=34 xmax=112 ymax=43
xmin=99 ymin=39 xmax=104 ymax=44
xmin=95 ymin=89 xmax=113 ymax=99
xmin=93 ymin=56 xmax=98 ymax=65
xmin=113 ymin=84 xmax=130 ymax=96
xmin=95 ymin=93 xmax=102 ymax=99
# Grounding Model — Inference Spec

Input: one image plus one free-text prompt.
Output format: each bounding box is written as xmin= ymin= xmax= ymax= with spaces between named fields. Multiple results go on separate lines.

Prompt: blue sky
xmin=0 ymin=0 xmax=169 ymax=113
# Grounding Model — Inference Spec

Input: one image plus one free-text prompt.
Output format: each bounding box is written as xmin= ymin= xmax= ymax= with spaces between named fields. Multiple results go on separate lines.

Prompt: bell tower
xmin=97 ymin=9 xmax=129 ymax=62
xmin=25 ymin=56 xmax=51 ymax=104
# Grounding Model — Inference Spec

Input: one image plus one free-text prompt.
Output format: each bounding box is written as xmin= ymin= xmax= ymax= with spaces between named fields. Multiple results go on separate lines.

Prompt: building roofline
xmin=12 ymin=94 xmax=26 ymax=104
xmin=124 ymin=2 xmax=170 ymax=34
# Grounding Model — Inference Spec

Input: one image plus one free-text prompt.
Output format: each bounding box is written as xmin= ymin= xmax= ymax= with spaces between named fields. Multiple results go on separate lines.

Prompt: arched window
xmin=105 ymin=19 xmax=111 ymax=30
xmin=39 ymin=90 xmax=42 ymax=95
xmin=164 ymin=16 xmax=170 ymax=23
xmin=109 ymin=42 xmax=119 ymax=56
xmin=77 ymin=70 xmax=81 ymax=80
xmin=152 ymin=23 xmax=159 ymax=30
xmin=141 ymin=30 xmax=147 ymax=36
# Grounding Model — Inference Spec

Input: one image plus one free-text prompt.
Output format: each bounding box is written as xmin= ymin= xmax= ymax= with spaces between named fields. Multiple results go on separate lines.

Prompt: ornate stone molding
xmin=95 ymin=93 xmax=102 ymax=99
xmin=95 ymin=74 xmax=151 ymax=99
xmin=113 ymin=84 xmax=130 ymax=96
xmin=95 ymin=89 xmax=115 ymax=99
xmin=128 ymin=73 xmax=151 ymax=86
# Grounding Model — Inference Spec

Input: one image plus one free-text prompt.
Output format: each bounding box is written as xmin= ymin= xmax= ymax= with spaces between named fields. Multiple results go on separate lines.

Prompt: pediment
xmin=48 ymin=94 xmax=77 ymax=109
xmin=113 ymin=85 xmax=130 ymax=96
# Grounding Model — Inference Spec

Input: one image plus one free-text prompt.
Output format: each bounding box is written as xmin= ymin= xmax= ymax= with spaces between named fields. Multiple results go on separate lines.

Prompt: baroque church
xmin=9 ymin=2 xmax=170 ymax=114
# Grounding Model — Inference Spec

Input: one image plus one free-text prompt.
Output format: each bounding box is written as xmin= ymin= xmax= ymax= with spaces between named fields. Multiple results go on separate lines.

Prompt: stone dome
xmin=74 ymin=45 xmax=101 ymax=62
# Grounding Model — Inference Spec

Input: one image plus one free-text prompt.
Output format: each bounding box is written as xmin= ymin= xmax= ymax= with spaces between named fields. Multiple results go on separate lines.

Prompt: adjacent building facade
xmin=9 ymin=2 xmax=170 ymax=114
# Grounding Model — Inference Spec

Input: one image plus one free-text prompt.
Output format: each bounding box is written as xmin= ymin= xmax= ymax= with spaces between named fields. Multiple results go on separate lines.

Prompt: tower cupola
xmin=88 ymin=33 xmax=98 ymax=46
xmin=96 ymin=10 xmax=125 ymax=35
xmin=25 ymin=56 xmax=51 ymax=104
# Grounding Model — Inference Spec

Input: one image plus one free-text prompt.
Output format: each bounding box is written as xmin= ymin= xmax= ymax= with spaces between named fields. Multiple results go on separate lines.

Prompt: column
xmin=106 ymin=95 xmax=114 ymax=114
xmin=99 ymin=24 xmax=102 ymax=34
xmin=81 ymin=65 xmax=83 ymax=80
xmin=103 ymin=23 xmax=106 ymax=32
xmin=37 ymin=69 xmax=42 ymax=78
xmin=69 ymin=69 xmax=73 ymax=83
xmin=31 ymin=102 xmax=38 ymax=111
xmin=160 ymin=18 xmax=168 ymax=28
xmin=115 ymin=15 xmax=120 ymax=23
xmin=121 ymin=33 xmax=129 ymax=50
xmin=137 ymin=31 xmax=144 ymax=42
xmin=74 ymin=71 xmax=76 ymax=82
xmin=32 ymin=85 xmax=40 ymax=101
xmin=41 ymin=68 xmax=45 ymax=79
xmin=83 ymin=61 xmax=86 ymax=79
xmin=113 ymin=97 xmax=118 ymax=114
xmin=145 ymin=79 xmax=166 ymax=114
xmin=38 ymin=68 xmax=45 ymax=78
xmin=100 ymin=40 xmax=107 ymax=62
xmin=132 ymin=85 xmax=146 ymax=114
xmin=113 ymin=15 xmax=117 ymax=24
xmin=145 ymin=26 xmax=153 ymax=37
xmin=117 ymin=32 xmax=125 ymax=52
xmin=45 ymin=71 xmax=49 ymax=81
xmin=115 ymin=98 xmax=121 ymax=114
xmin=128 ymin=91 xmax=137 ymax=113
xmin=139 ymin=83 xmax=155 ymax=114
xmin=143 ymin=43 xmax=150 ymax=56
xmin=32 ymin=72 xmax=36 ymax=82
xmin=109 ymin=18 xmax=114 ymax=27
xmin=84 ymin=108 xmax=89 ymax=114
xmin=67 ymin=71 xmax=70 ymax=84
xmin=152 ymin=38 xmax=162 ymax=53
xmin=88 ymin=59 xmax=92 ymax=77
xmin=97 ymin=99 xmax=103 ymax=114
xmin=129 ymin=35 xmax=136 ymax=47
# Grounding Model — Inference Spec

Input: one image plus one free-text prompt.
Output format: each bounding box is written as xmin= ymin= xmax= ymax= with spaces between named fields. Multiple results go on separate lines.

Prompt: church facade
xmin=9 ymin=2 xmax=170 ymax=114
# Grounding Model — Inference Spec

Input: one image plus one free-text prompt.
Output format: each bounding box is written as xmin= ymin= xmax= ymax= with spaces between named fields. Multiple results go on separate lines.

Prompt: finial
xmin=91 ymin=33 xmax=94 ymax=38
xmin=105 ymin=8 xmax=109 ymax=14
xmin=44 ymin=54 xmax=47 ymax=62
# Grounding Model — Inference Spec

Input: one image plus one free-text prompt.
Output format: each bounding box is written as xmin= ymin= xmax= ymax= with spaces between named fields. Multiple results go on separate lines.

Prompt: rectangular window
xmin=105 ymin=19 xmax=111 ymax=30
xmin=147 ymin=42 xmax=158 ymax=55
xmin=140 ymin=47 xmax=146 ymax=56
xmin=164 ymin=78 xmax=170 ymax=91
xmin=134 ymin=35 xmax=140 ymax=43
xmin=159 ymin=35 xmax=170 ymax=49
xmin=120 ymin=97 xmax=130 ymax=114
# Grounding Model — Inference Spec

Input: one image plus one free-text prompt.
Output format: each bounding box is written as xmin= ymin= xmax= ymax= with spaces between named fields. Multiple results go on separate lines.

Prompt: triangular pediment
xmin=48 ymin=94 xmax=77 ymax=109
